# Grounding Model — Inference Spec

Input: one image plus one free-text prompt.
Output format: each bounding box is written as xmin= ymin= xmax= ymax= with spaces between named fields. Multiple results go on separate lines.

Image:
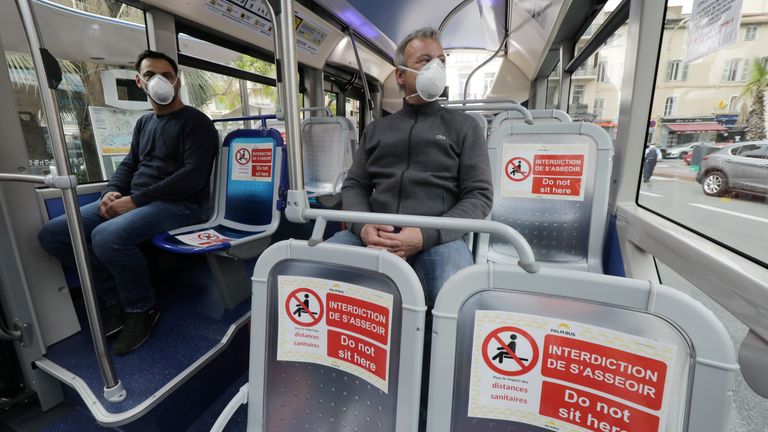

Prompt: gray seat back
xmin=427 ymin=264 xmax=738 ymax=432
xmin=248 ymin=240 xmax=427 ymax=431
xmin=477 ymin=121 xmax=613 ymax=273
xmin=301 ymin=116 xmax=357 ymax=197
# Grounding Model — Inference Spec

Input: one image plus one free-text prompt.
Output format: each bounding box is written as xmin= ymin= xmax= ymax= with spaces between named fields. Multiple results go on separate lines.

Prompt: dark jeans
xmin=643 ymin=159 xmax=657 ymax=182
xmin=38 ymin=200 xmax=204 ymax=311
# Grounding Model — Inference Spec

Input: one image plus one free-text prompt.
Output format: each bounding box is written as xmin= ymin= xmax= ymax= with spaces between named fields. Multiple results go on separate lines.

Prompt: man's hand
xmin=99 ymin=192 xmax=121 ymax=219
xmin=360 ymin=224 xmax=401 ymax=251
xmin=379 ymin=227 xmax=423 ymax=258
xmin=104 ymin=196 xmax=137 ymax=218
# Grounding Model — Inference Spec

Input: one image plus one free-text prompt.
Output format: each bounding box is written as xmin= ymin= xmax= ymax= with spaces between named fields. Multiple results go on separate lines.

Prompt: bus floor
xmin=6 ymin=257 xmax=253 ymax=431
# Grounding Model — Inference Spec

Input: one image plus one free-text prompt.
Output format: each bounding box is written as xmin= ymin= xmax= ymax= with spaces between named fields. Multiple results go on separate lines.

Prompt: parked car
xmin=666 ymin=142 xmax=710 ymax=159
xmin=696 ymin=142 xmax=768 ymax=197
xmin=685 ymin=143 xmax=726 ymax=166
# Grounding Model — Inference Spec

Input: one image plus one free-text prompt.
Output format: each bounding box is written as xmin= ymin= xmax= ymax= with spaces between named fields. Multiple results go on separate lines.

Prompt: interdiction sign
xmin=175 ymin=229 xmax=231 ymax=247
xmin=468 ymin=311 xmax=676 ymax=432
xmin=276 ymin=276 xmax=393 ymax=392
xmin=499 ymin=143 xmax=589 ymax=201
xmin=231 ymin=141 xmax=273 ymax=181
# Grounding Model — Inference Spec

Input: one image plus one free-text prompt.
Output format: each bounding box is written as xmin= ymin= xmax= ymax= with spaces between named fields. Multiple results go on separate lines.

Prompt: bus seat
xmin=426 ymin=264 xmax=738 ymax=431
xmin=152 ymin=128 xmax=286 ymax=308
xmin=476 ymin=121 xmax=613 ymax=273
xmin=301 ymin=115 xmax=357 ymax=204
xmin=465 ymin=111 xmax=489 ymax=138
xmin=488 ymin=108 xmax=571 ymax=136
xmin=212 ymin=239 xmax=427 ymax=431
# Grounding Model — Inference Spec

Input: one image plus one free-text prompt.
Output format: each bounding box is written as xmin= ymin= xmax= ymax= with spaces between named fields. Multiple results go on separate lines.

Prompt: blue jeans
xmin=38 ymin=199 xmax=204 ymax=311
xmin=326 ymin=229 xmax=473 ymax=431
xmin=325 ymin=230 xmax=474 ymax=307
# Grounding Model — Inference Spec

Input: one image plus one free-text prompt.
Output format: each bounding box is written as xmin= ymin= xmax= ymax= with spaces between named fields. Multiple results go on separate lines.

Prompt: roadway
xmin=638 ymin=159 xmax=768 ymax=265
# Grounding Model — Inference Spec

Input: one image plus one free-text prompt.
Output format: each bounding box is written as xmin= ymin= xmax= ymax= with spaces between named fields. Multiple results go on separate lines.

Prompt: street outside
xmin=640 ymin=159 xmax=768 ymax=431
xmin=638 ymin=158 xmax=768 ymax=265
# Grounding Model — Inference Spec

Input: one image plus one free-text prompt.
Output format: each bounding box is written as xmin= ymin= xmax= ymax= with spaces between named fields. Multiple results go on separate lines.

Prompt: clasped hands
xmin=360 ymin=224 xmax=423 ymax=259
xmin=99 ymin=191 xmax=137 ymax=219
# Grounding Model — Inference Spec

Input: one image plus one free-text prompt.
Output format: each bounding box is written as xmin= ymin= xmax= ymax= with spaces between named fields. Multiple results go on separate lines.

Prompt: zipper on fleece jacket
xmin=395 ymin=110 xmax=417 ymax=214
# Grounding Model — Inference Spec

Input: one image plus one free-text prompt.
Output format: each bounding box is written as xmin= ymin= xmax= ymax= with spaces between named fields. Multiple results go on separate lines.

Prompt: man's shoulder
xmin=179 ymin=106 xmax=214 ymax=123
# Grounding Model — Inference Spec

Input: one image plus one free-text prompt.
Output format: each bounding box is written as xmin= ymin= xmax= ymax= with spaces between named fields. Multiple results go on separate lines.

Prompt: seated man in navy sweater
xmin=39 ymin=50 xmax=219 ymax=355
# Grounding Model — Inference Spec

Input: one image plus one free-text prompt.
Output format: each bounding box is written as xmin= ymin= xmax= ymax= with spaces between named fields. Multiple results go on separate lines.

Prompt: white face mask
xmin=140 ymin=74 xmax=177 ymax=105
xmin=399 ymin=58 xmax=446 ymax=102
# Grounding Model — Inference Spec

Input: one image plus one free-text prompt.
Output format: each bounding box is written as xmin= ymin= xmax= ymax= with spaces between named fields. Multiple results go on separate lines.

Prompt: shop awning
xmin=665 ymin=122 xmax=727 ymax=133
xmin=596 ymin=121 xmax=617 ymax=127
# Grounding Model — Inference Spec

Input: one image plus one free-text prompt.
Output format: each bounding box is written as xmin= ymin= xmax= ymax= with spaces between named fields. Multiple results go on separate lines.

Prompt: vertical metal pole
xmin=13 ymin=0 xmax=124 ymax=402
xmin=347 ymin=30 xmax=374 ymax=123
xmin=558 ymin=40 xmax=573 ymax=113
xmin=277 ymin=0 xmax=304 ymax=191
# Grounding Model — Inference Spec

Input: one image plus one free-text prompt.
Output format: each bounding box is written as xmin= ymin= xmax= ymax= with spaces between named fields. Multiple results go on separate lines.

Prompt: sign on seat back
xmin=427 ymin=264 xmax=738 ymax=432
xmin=301 ymin=116 xmax=357 ymax=197
xmin=248 ymin=240 xmax=427 ymax=432
xmin=477 ymin=122 xmax=613 ymax=272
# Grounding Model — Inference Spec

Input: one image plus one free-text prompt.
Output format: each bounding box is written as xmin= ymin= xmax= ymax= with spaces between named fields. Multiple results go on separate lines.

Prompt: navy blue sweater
xmin=104 ymin=106 xmax=218 ymax=207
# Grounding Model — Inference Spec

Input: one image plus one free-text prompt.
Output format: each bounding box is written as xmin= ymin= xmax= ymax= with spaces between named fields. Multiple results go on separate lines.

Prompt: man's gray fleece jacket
xmin=342 ymin=100 xmax=493 ymax=250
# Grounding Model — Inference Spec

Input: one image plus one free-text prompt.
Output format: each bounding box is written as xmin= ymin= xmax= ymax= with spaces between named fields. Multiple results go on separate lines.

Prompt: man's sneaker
xmin=112 ymin=309 xmax=159 ymax=356
xmin=102 ymin=304 xmax=125 ymax=338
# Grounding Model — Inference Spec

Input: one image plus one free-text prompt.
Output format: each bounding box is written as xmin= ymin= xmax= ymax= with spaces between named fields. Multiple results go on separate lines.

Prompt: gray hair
xmin=394 ymin=27 xmax=441 ymax=67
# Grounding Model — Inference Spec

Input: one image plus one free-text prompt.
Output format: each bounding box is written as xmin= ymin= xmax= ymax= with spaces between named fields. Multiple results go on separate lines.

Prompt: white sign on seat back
xmin=248 ymin=240 xmax=427 ymax=432
xmin=427 ymin=264 xmax=738 ymax=432
xmin=477 ymin=121 xmax=613 ymax=273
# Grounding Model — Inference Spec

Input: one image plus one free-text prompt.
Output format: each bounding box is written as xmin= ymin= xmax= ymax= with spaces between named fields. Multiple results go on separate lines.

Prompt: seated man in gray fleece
xmin=326 ymin=27 xmax=493 ymax=305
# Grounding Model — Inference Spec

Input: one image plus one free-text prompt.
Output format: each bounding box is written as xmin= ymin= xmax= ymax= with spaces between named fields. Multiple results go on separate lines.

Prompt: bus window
xmin=325 ymin=91 xmax=337 ymax=116
xmin=444 ymin=49 xmax=503 ymax=100
xmin=545 ymin=60 xmax=560 ymax=109
xmin=177 ymin=34 xmax=278 ymax=136
xmin=345 ymin=97 xmax=360 ymax=138
xmin=568 ymin=12 xmax=627 ymax=142
xmin=4 ymin=0 xmax=147 ymax=183
xmin=638 ymin=1 xmax=768 ymax=268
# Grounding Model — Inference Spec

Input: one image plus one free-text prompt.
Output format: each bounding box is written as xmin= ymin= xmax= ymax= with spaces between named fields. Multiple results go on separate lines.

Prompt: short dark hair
xmin=135 ymin=50 xmax=178 ymax=75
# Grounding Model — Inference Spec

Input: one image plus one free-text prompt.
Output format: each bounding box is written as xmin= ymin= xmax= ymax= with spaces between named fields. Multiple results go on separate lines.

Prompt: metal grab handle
xmin=212 ymin=114 xmax=277 ymax=129
xmin=444 ymin=102 xmax=534 ymax=125
xmin=305 ymin=209 xmax=539 ymax=273
xmin=300 ymin=107 xmax=333 ymax=117
xmin=0 ymin=325 xmax=21 ymax=342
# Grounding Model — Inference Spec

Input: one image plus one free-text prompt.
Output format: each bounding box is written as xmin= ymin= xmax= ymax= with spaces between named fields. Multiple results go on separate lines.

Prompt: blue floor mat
xmin=43 ymin=262 xmax=251 ymax=416
xmin=186 ymin=371 xmax=248 ymax=432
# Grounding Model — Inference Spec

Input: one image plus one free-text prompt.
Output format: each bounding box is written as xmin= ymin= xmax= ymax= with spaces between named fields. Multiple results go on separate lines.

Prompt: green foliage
xmin=744 ymin=58 xmax=768 ymax=141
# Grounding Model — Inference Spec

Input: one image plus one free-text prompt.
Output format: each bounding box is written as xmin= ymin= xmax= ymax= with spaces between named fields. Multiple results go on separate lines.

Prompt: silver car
xmin=697 ymin=142 xmax=768 ymax=197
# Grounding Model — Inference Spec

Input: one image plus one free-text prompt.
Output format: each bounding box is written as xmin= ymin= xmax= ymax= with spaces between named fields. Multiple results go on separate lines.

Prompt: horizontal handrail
xmin=0 ymin=173 xmax=46 ymax=185
xmin=444 ymin=102 xmax=534 ymax=124
xmin=212 ymin=114 xmax=278 ymax=129
xmin=305 ymin=209 xmax=539 ymax=273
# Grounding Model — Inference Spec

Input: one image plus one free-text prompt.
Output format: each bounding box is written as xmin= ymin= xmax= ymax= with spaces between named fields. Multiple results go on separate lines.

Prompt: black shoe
xmin=112 ymin=309 xmax=159 ymax=356
xmin=102 ymin=304 xmax=126 ymax=338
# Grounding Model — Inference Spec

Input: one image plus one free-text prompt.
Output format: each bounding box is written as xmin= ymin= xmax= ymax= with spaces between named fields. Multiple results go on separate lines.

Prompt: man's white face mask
xmin=399 ymin=58 xmax=446 ymax=102
xmin=140 ymin=74 xmax=177 ymax=105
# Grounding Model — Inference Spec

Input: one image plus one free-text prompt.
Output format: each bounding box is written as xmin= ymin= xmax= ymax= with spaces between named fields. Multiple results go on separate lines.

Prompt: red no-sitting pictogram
xmin=235 ymin=148 xmax=251 ymax=165
xmin=481 ymin=326 xmax=539 ymax=376
xmin=505 ymin=157 xmax=532 ymax=182
xmin=197 ymin=232 xmax=219 ymax=241
xmin=285 ymin=288 xmax=324 ymax=327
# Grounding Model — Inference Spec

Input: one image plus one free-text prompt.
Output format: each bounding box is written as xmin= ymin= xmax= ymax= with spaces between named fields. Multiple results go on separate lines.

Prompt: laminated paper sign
xmin=276 ymin=276 xmax=394 ymax=392
xmin=500 ymin=143 xmax=589 ymax=201
xmin=468 ymin=311 xmax=676 ymax=432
